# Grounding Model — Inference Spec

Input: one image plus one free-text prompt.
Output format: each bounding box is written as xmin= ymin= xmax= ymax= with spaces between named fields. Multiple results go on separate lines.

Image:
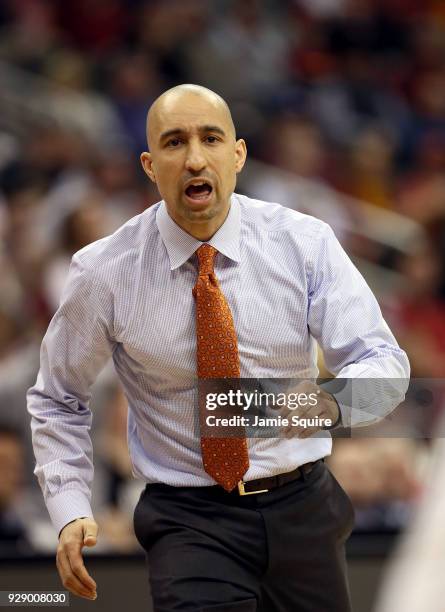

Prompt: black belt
xmin=147 ymin=460 xmax=323 ymax=497
xmin=233 ymin=460 xmax=321 ymax=496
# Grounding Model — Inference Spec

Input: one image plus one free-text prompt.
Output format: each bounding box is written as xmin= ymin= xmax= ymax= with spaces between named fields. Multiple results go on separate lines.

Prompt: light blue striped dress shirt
xmin=27 ymin=194 xmax=410 ymax=534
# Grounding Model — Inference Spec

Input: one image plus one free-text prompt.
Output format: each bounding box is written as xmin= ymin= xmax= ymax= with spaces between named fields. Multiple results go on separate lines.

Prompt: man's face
xmin=141 ymin=91 xmax=246 ymax=239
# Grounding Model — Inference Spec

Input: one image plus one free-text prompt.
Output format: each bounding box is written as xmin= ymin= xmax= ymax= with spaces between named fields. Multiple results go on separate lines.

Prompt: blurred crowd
xmin=1 ymin=0 xmax=445 ymax=557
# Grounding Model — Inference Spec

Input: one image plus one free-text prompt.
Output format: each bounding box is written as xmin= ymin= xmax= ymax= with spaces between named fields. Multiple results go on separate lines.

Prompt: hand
xmin=283 ymin=381 xmax=340 ymax=439
xmin=56 ymin=517 xmax=98 ymax=600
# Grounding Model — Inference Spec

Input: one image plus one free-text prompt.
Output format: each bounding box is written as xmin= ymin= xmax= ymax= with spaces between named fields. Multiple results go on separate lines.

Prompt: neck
xmin=184 ymin=221 xmax=222 ymax=241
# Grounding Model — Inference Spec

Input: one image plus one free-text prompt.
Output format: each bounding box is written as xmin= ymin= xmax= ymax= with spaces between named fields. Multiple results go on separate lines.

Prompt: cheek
xmin=216 ymin=157 xmax=237 ymax=185
xmin=154 ymin=167 xmax=179 ymax=192
xmin=222 ymin=165 xmax=237 ymax=192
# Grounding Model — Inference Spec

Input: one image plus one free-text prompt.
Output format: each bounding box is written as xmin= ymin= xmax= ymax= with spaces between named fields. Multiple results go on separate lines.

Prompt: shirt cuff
xmin=46 ymin=489 xmax=94 ymax=538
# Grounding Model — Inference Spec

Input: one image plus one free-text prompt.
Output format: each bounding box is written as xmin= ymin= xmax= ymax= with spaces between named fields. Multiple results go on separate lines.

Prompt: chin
xmin=181 ymin=198 xmax=220 ymax=219
xmin=184 ymin=207 xmax=219 ymax=221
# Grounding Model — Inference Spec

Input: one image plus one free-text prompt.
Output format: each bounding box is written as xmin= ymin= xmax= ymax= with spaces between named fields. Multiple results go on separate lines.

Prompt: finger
xmin=296 ymin=397 xmax=327 ymax=419
xmin=65 ymin=543 xmax=97 ymax=592
xmin=298 ymin=426 xmax=322 ymax=439
xmin=297 ymin=408 xmax=333 ymax=438
xmin=283 ymin=406 xmax=326 ymax=438
xmin=290 ymin=420 xmax=320 ymax=438
xmin=82 ymin=519 xmax=98 ymax=547
xmin=57 ymin=550 xmax=96 ymax=600
xmin=295 ymin=395 xmax=334 ymax=426
xmin=284 ymin=422 xmax=298 ymax=439
xmin=292 ymin=413 xmax=317 ymax=438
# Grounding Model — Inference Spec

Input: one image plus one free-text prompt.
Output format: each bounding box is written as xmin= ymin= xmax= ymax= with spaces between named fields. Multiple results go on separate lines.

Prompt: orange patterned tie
xmin=193 ymin=244 xmax=249 ymax=491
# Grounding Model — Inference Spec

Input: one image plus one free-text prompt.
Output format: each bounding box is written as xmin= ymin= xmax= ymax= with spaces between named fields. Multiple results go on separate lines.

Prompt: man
xmin=27 ymin=84 xmax=409 ymax=611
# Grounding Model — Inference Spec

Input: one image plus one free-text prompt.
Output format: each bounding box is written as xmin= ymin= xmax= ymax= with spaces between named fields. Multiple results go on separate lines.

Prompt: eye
xmin=167 ymin=138 xmax=182 ymax=148
xmin=205 ymin=135 xmax=218 ymax=144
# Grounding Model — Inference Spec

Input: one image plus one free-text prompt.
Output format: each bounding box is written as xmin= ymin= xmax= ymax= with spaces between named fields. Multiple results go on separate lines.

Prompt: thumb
xmin=82 ymin=519 xmax=98 ymax=547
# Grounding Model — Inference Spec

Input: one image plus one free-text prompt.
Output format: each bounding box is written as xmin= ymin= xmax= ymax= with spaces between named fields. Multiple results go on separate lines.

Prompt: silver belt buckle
xmin=237 ymin=480 xmax=268 ymax=496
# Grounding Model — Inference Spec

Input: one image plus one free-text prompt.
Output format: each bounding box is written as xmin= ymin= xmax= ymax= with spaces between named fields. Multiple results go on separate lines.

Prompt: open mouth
xmin=184 ymin=182 xmax=213 ymax=202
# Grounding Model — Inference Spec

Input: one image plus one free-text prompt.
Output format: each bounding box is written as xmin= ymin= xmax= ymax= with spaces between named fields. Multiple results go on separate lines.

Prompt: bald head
xmin=146 ymin=84 xmax=236 ymax=149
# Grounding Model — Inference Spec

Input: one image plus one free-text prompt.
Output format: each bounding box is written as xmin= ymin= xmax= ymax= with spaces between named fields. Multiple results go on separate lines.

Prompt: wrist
xmin=58 ymin=516 xmax=88 ymax=539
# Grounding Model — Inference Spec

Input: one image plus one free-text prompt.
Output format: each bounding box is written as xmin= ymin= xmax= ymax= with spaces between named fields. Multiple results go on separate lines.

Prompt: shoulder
xmin=235 ymin=192 xmax=330 ymax=241
xmin=72 ymin=203 xmax=160 ymax=275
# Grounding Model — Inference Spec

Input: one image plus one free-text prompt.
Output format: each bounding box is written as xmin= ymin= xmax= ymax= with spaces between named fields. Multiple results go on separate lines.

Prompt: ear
xmin=140 ymin=152 xmax=156 ymax=183
xmin=234 ymin=139 xmax=247 ymax=174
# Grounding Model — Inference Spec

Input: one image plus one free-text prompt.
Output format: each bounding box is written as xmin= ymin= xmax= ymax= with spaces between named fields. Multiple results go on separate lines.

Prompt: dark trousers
xmin=133 ymin=461 xmax=354 ymax=612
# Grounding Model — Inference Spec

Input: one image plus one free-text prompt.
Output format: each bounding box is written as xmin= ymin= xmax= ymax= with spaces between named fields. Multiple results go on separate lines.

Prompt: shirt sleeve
xmin=307 ymin=223 xmax=410 ymax=427
xmin=27 ymin=254 xmax=114 ymax=536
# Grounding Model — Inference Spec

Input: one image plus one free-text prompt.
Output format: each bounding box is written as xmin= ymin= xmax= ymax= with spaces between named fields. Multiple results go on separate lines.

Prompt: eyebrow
xmin=159 ymin=125 xmax=227 ymax=142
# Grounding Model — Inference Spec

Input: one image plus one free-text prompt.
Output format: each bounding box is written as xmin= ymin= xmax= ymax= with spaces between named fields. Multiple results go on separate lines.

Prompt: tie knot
xmin=196 ymin=244 xmax=218 ymax=275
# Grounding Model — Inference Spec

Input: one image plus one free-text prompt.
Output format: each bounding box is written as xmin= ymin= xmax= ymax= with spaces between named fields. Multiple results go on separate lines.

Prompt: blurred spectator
xmin=42 ymin=190 xmax=113 ymax=311
xmin=186 ymin=0 xmax=290 ymax=104
xmin=397 ymin=165 xmax=445 ymax=227
xmin=1 ymin=172 xmax=48 ymax=322
xmin=244 ymin=114 xmax=353 ymax=242
xmin=0 ymin=0 xmax=60 ymax=71
xmin=42 ymin=49 xmax=126 ymax=146
xmin=263 ymin=115 xmax=326 ymax=179
xmin=92 ymin=147 xmax=150 ymax=222
xmin=0 ymin=425 xmax=33 ymax=557
xmin=296 ymin=0 xmax=347 ymax=19
xmin=0 ymin=295 xmax=41 ymax=486
xmin=94 ymin=386 xmax=141 ymax=553
xmin=135 ymin=0 xmax=210 ymax=84
xmin=307 ymin=51 xmax=409 ymax=149
xmin=384 ymin=243 xmax=445 ymax=378
xmin=97 ymin=386 xmax=133 ymax=505
xmin=329 ymin=438 xmax=425 ymax=531
xmin=55 ymin=0 xmax=128 ymax=55
xmin=340 ymin=125 xmax=397 ymax=209
xmin=109 ymin=53 xmax=163 ymax=155
xmin=400 ymin=68 xmax=445 ymax=167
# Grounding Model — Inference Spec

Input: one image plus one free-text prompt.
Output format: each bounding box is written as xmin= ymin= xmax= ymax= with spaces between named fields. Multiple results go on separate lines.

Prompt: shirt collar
xmin=156 ymin=195 xmax=241 ymax=270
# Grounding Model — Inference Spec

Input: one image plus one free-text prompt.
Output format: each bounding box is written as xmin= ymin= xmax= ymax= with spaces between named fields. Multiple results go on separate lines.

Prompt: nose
xmin=185 ymin=141 xmax=206 ymax=173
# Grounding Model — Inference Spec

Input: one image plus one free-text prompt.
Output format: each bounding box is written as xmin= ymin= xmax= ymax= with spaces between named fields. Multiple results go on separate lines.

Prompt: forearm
xmin=328 ymin=347 xmax=410 ymax=428
xmin=28 ymin=385 xmax=95 ymax=535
